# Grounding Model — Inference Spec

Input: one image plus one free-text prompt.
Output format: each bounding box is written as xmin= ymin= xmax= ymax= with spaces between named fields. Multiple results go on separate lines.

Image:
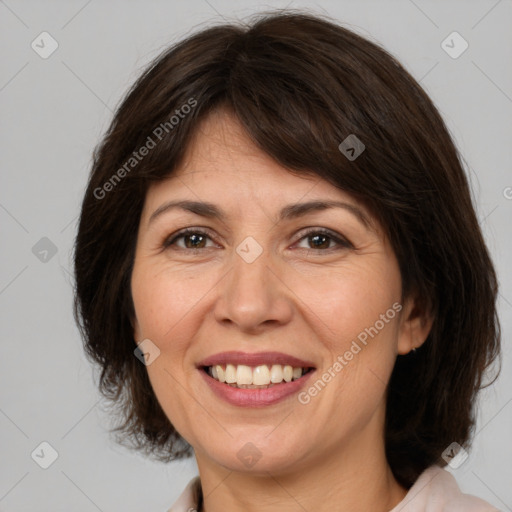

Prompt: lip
xmin=197 ymin=351 xmax=316 ymax=369
xmin=199 ymin=366 xmax=316 ymax=407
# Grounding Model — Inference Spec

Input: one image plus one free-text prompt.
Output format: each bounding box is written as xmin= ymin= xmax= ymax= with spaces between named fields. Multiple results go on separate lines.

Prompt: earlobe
xmin=131 ymin=315 xmax=142 ymax=344
xmin=397 ymin=296 xmax=434 ymax=355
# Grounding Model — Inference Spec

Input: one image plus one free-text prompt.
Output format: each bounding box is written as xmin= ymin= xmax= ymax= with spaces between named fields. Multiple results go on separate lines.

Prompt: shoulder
xmin=166 ymin=476 xmax=201 ymax=512
xmin=390 ymin=465 xmax=501 ymax=512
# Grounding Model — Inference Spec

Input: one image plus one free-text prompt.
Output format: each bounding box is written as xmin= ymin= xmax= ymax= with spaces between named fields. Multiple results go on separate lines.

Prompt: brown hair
xmin=73 ymin=11 xmax=501 ymax=488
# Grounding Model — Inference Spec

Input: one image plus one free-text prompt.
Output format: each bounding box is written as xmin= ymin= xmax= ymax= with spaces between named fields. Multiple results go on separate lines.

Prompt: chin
xmin=200 ymin=435 xmax=310 ymax=475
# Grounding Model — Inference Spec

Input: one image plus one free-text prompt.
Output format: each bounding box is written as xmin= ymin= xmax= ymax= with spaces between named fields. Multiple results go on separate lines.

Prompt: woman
xmin=73 ymin=12 xmax=502 ymax=512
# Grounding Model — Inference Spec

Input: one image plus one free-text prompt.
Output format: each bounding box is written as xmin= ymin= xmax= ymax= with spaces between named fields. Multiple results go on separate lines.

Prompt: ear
xmin=396 ymin=295 xmax=434 ymax=355
xmin=131 ymin=314 xmax=142 ymax=345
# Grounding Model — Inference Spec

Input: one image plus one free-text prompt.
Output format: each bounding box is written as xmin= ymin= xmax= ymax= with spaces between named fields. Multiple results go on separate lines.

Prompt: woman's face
xmin=131 ymin=109 xmax=421 ymax=475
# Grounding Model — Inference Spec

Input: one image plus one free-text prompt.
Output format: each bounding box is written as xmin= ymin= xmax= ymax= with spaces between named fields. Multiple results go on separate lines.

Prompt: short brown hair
xmin=73 ymin=11 xmax=501 ymax=488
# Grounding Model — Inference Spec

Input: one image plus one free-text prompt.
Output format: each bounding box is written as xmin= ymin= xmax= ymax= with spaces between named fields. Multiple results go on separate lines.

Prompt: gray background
xmin=1 ymin=0 xmax=511 ymax=510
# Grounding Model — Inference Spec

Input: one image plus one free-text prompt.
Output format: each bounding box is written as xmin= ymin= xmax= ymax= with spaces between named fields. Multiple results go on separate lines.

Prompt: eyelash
xmin=162 ymin=227 xmax=353 ymax=254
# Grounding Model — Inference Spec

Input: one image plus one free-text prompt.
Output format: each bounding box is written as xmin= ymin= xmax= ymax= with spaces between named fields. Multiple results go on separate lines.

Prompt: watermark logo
xmin=236 ymin=236 xmax=263 ymax=264
xmin=32 ymin=237 xmax=58 ymax=263
xmin=237 ymin=442 xmax=262 ymax=468
xmin=134 ymin=338 xmax=161 ymax=366
xmin=338 ymin=134 xmax=365 ymax=161
xmin=31 ymin=32 xmax=59 ymax=59
xmin=441 ymin=442 xmax=468 ymax=469
xmin=31 ymin=441 xmax=59 ymax=469
xmin=441 ymin=31 xmax=468 ymax=59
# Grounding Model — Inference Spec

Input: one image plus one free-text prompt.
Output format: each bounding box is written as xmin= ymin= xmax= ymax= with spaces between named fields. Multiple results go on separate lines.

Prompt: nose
xmin=213 ymin=244 xmax=294 ymax=333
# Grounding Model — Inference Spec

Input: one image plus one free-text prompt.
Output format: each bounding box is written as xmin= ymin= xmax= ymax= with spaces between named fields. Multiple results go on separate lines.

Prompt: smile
xmin=204 ymin=364 xmax=313 ymax=388
xmin=197 ymin=351 xmax=317 ymax=407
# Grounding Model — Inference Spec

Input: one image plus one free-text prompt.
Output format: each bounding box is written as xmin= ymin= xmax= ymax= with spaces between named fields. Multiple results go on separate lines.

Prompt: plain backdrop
xmin=1 ymin=1 xmax=511 ymax=510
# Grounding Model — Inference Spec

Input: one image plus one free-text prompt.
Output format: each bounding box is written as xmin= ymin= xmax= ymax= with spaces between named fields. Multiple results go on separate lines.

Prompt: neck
xmin=194 ymin=408 xmax=408 ymax=512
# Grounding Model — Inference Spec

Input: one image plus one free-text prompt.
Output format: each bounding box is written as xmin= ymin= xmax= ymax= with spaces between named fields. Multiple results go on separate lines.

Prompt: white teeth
xmin=207 ymin=363 xmax=309 ymax=388
xmin=270 ymin=364 xmax=283 ymax=383
xmin=253 ymin=365 xmax=270 ymax=385
xmin=225 ymin=364 xmax=237 ymax=383
xmin=292 ymin=367 xmax=302 ymax=379
xmin=236 ymin=365 xmax=253 ymax=385
xmin=215 ymin=365 xmax=225 ymax=383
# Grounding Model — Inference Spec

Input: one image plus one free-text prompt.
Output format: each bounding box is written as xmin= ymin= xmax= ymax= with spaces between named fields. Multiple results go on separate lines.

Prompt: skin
xmin=131 ymin=109 xmax=433 ymax=512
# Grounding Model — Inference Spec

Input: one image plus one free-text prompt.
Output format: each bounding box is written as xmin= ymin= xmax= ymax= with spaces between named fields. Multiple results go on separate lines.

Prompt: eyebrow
xmin=148 ymin=199 xmax=372 ymax=229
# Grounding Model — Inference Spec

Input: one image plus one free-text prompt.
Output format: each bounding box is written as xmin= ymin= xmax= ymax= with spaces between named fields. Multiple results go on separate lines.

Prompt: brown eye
xmin=307 ymin=233 xmax=331 ymax=249
xmin=163 ymin=228 xmax=215 ymax=250
xmin=295 ymin=229 xmax=353 ymax=252
xmin=182 ymin=233 xmax=207 ymax=249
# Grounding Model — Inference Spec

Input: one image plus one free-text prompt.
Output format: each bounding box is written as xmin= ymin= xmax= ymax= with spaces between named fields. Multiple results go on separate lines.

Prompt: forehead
xmin=139 ymin=109 xmax=382 ymax=238
xmin=146 ymin=109 xmax=341 ymax=205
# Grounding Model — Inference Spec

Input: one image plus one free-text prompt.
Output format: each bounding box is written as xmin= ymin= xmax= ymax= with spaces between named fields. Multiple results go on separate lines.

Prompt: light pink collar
xmin=167 ymin=465 xmax=500 ymax=512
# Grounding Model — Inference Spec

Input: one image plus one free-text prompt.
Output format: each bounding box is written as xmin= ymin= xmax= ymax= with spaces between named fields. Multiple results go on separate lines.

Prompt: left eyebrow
xmin=148 ymin=199 xmax=372 ymax=230
xmin=278 ymin=200 xmax=371 ymax=229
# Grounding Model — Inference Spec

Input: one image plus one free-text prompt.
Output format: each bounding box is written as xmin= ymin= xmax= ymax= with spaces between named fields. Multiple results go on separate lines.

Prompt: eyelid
xmin=293 ymin=226 xmax=354 ymax=249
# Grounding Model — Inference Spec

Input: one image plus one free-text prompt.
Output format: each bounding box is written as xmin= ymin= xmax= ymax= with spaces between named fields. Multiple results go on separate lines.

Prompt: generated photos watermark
xmin=298 ymin=302 xmax=403 ymax=404
xmin=94 ymin=97 xmax=197 ymax=200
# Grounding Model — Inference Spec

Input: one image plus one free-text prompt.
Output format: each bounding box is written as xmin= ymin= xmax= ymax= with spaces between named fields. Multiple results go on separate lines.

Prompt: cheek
xmin=289 ymin=257 xmax=401 ymax=353
xmin=131 ymin=263 xmax=215 ymax=342
xmin=131 ymin=265 xmax=208 ymax=439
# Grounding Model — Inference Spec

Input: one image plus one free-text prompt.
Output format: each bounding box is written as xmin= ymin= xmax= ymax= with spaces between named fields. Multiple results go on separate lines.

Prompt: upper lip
xmin=197 ymin=351 xmax=316 ymax=369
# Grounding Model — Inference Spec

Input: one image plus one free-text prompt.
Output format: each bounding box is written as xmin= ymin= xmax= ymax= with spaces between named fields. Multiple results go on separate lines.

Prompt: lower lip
xmin=199 ymin=368 xmax=316 ymax=407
